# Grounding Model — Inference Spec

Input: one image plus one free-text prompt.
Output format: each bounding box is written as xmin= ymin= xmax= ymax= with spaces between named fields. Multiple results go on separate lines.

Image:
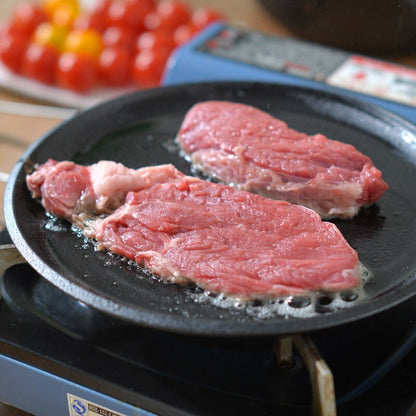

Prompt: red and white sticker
xmin=328 ymin=55 xmax=416 ymax=106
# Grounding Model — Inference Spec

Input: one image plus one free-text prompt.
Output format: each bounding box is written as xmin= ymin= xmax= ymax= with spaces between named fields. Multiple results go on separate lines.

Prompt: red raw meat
xmin=27 ymin=159 xmax=184 ymax=228
xmin=177 ymin=101 xmax=389 ymax=218
xmin=27 ymin=160 xmax=360 ymax=299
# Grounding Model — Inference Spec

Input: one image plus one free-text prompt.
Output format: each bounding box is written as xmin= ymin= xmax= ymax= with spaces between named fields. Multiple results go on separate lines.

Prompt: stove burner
xmin=1 ymin=262 xmax=134 ymax=343
xmin=0 ymin=259 xmax=415 ymax=415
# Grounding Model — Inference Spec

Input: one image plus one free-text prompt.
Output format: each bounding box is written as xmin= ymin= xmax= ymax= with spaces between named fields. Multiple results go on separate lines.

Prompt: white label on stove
xmin=67 ymin=393 xmax=157 ymax=416
xmin=327 ymin=55 xmax=416 ymax=106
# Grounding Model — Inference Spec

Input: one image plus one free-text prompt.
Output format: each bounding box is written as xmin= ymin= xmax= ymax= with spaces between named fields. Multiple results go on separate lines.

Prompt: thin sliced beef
xmin=27 ymin=159 xmax=184 ymax=228
xmin=27 ymin=160 xmax=360 ymax=299
xmin=177 ymin=101 xmax=389 ymax=218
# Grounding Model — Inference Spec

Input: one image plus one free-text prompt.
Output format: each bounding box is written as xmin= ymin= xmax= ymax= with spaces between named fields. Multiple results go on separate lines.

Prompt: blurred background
xmin=0 ymin=0 xmax=288 ymax=233
xmin=1 ymin=0 xmax=416 ymax=414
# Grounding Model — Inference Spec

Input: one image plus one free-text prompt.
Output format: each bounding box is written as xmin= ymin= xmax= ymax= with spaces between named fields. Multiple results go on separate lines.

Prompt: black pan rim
xmin=4 ymin=80 xmax=416 ymax=337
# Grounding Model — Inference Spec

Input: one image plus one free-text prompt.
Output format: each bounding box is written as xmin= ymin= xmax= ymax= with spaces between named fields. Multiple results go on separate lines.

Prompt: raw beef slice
xmin=26 ymin=159 xmax=184 ymax=229
xmin=177 ymin=101 xmax=389 ymax=218
xmin=27 ymin=160 xmax=360 ymax=299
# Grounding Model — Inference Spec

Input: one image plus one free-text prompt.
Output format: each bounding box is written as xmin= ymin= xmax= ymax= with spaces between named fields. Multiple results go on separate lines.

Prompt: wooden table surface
xmin=0 ymin=1 xmax=415 ymax=415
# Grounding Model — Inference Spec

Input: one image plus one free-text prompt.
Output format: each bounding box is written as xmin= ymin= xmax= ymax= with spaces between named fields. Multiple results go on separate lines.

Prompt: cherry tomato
xmin=91 ymin=0 xmax=112 ymax=17
xmin=33 ymin=22 xmax=68 ymax=51
xmin=191 ymin=8 xmax=224 ymax=29
xmin=137 ymin=0 xmax=157 ymax=8
xmin=41 ymin=0 xmax=79 ymax=19
xmin=98 ymin=47 xmax=131 ymax=86
xmin=0 ymin=23 xmax=24 ymax=38
xmin=173 ymin=23 xmax=199 ymax=46
xmin=74 ymin=0 xmax=112 ymax=32
xmin=10 ymin=2 xmax=48 ymax=37
xmin=135 ymin=30 xmax=175 ymax=52
xmin=22 ymin=42 xmax=59 ymax=84
xmin=131 ymin=47 xmax=170 ymax=87
xmin=108 ymin=0 xmax=154 ymax=34
xmin=155 ymin=0 xmax=191 ymax=31
xmin=0 ymin=25 xmax=8 ymax=39
xmin=51 ymin=0 xmax=80 ymax=28
xmin=0 ymin=32 xmax=29 ymax=73
xmin=102 ymin=26 xmax=136 ymax=53
xmin=63 ymin=29 xmax=104 ymax=60
xmin=143 ymin=12 xmax=160 ymax=31
xmin=72 ymin=14 xmax=102 ymax=32
xmin=56 ymin=51 xmax=97 ymax=92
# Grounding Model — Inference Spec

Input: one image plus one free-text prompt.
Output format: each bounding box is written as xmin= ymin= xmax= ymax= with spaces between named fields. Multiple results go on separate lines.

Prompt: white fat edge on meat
xmin=176 ymin=136 xmax=365 ymax=219
xmin=187 ymin=263 xmax=372 ymax=320
xmin=44 ymin=214 xmax=373 ymax=320
xmin=40 ymin=181 xmax=371 ymax=320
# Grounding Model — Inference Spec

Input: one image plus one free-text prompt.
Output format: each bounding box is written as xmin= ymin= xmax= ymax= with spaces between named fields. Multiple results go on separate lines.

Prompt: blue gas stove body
xmin=163 ymin=23 xmax=416 ymax=124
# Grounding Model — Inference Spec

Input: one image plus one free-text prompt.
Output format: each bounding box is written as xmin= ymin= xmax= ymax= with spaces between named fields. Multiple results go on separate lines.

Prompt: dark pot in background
xmin=258 ymin=0 xmax=416 ymax=55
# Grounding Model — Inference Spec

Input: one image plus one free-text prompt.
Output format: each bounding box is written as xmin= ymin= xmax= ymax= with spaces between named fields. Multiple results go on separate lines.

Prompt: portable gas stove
xmin=1 ymin=23 xmax=416 ymax=416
